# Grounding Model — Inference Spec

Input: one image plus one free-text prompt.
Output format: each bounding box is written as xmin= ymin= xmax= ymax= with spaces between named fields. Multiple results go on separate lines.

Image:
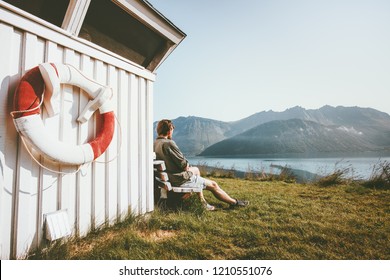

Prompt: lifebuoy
xmin=11 ymin=63 xmax=115 ymax=165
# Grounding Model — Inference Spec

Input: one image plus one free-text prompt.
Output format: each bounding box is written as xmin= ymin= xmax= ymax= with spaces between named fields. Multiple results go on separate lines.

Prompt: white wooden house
xmin=0 ymin=0 xmax=185 ymax=259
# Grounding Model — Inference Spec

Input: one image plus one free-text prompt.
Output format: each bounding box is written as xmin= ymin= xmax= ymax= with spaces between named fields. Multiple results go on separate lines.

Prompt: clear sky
xmin=149 ymin=0 xmax=390 ymax=122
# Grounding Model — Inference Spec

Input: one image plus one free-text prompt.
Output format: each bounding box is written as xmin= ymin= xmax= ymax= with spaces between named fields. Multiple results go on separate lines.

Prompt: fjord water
xmin=189 ymin=154 xmax=390 ymax=181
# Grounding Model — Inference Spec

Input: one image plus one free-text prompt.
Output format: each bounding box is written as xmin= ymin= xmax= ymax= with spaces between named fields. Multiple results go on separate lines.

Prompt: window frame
xmin=70 ymin=0 xmax=186 ymax=71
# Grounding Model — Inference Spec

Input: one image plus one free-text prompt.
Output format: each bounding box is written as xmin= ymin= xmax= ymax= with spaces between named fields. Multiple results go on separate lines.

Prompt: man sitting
xmin=153 ymin=119 xmax=249 ymax=210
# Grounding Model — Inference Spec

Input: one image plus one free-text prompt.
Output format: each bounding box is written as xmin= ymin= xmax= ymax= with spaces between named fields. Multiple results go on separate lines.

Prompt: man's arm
xmin=167 ymin=141 xmax=189 ymax=171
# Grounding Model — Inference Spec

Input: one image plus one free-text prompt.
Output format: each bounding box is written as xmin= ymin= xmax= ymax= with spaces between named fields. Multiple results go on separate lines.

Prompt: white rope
xmin=9 ymin=92 xmax=45 ymax=118
xmin=19 ymin=135 xmax=83 ymax=175
xmin=67 ymin=63 xmax=107 ymax=88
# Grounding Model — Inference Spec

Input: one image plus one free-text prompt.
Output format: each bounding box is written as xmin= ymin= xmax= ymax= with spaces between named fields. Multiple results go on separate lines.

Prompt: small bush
xmin=363 ymin=160 xmax=390 ymax=189
xmin=315 ymin=160 xmax=355 ymax=187
xmin=244 ymin=164 xmax=269 ymax=181
xmin=245 ymin=164 xmax=296 ymax=183
xmin=316 ymin=169 xmax=346 ymax=187
xmin=277 ymin=166 xmax=297 ymax=183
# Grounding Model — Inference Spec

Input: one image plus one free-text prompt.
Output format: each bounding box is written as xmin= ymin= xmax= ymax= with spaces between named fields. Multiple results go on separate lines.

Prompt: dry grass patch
xmin=136 ymin=229 xmax=178 ymax=242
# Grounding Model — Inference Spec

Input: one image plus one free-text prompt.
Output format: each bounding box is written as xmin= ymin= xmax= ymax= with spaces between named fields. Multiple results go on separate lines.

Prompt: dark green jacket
xmin=153 ymin=137 xmax=193 ymax=186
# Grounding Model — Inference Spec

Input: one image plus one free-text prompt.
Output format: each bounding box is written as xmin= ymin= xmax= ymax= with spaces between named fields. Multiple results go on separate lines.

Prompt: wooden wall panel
xmin=0 ymin=16 xmax=155 ymax=259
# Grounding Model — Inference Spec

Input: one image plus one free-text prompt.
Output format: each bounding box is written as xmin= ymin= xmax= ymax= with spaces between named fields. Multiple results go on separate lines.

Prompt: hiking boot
xmin=230 ymin=199 xmax=249 ymax=208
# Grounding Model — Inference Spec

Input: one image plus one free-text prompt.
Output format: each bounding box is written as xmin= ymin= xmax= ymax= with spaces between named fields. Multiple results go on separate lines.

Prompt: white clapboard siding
xmin=0 ymin=12 xmax=155 ymax=259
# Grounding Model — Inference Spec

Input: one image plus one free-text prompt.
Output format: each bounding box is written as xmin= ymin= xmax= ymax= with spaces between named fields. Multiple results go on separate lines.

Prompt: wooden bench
xmin=153 ymin=159 xmax=202 ymax=208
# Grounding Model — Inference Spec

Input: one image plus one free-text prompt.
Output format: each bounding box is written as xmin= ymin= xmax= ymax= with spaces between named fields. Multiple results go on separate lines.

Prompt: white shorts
xmin=180 ymin=175 xmax=207 ymax=189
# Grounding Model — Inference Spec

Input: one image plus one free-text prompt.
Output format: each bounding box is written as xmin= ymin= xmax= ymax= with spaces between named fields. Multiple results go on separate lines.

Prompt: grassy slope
xmin=30 ymin=178 xmax=390 ymax=260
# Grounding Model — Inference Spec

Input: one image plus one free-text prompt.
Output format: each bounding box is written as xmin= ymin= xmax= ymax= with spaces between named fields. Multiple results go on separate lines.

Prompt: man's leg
xmin=189 ymin=165 xmax=236 ymax=205
xmin=204 ymin=178 xmax=237 ymax=205
xmin=188 ymin=167 xmax=216 ymax=209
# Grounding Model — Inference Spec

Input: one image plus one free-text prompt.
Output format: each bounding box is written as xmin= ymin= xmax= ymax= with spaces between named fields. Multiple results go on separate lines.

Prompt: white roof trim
xmin=113 ymin=0 xmax=186 ymax=44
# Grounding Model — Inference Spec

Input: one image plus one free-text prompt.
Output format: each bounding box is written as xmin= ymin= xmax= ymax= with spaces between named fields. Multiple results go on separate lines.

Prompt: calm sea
xmin=188 ymin=154 xmax=390 ymax=180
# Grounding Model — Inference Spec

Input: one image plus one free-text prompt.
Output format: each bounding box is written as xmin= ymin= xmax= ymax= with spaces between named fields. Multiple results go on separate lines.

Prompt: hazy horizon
xmin=156 ymin=104 xmax=389 ymax=123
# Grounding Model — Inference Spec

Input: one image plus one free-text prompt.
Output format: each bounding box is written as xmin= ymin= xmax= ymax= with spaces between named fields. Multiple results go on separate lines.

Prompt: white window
xmin=79 ymin=1 xmax=168 ymax=70
xmin=4 ymin=0 xmax=70 ymax=27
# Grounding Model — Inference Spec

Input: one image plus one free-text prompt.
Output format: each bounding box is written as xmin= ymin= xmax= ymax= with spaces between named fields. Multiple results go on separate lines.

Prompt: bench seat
xmin=153 ymin=160 xmax=202 ymax=204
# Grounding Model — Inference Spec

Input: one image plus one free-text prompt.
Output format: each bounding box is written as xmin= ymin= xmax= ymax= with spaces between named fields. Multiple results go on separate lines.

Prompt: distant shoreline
xmin=198 ymin=164 xmax=320 ymax=183
xmin=196 ymin=150 xmax=390 ymax=159
xmin=190 ymin=155 xmax=390 ymax=183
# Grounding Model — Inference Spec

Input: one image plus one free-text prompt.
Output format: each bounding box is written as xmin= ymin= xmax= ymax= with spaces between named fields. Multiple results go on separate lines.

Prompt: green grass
xmin=29 ymin=177 xmax=390 ymax=260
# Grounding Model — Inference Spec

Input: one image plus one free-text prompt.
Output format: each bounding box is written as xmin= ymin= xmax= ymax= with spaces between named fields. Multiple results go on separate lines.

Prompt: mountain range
xmin=153 ymin=106 xmax=390 ymax=157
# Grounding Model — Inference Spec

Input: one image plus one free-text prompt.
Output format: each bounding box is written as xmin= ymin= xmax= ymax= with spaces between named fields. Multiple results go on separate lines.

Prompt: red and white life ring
xmin=11 ymin=62 xmax=115 ymax=165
